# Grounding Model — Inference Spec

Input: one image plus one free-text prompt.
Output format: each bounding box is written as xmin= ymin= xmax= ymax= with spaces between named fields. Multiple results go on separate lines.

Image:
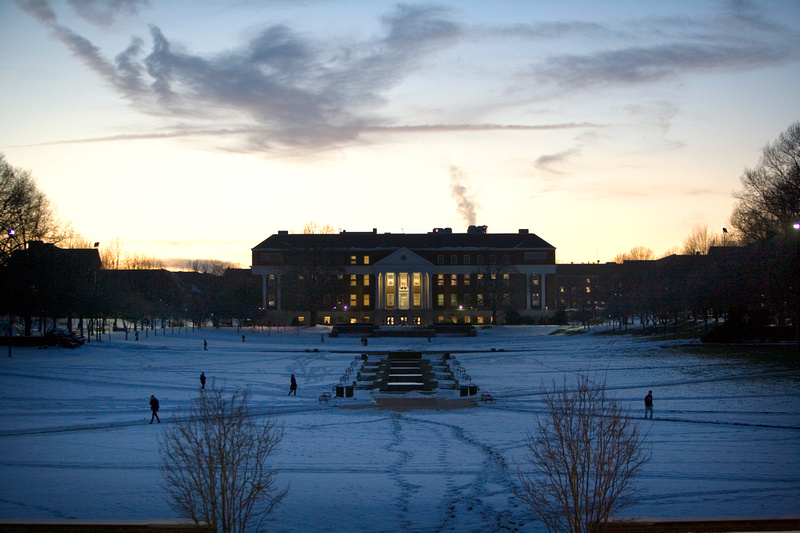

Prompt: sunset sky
xmin=2 ymin=0 xmax=799 ymax=268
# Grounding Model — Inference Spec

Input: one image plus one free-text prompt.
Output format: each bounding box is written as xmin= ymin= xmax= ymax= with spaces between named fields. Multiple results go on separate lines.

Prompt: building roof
xmin=252 ymin=229 xmax=555 ymax=252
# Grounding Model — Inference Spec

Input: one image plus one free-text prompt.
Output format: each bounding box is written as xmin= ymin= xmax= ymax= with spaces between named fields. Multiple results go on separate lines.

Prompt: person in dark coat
xmin=200 ymin=372 xmax=206 ymax=389
xmin=203 ymin=339 xmax=208 ymax=351
xmin=288 ymin=374 xmax=297 ymax=396
xmin=644 ymin=390 xmax=653 ymax=419
xmin=149 ymin=395 xmax=161 ymax=424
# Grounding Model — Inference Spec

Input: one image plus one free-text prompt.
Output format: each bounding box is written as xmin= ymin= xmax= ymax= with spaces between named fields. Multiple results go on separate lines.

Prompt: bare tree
xmin=160 ymin=386 xmax=288 ymax=533
xmin=518 ymin=376 xmax=650 ymax=533
xmin=301 ymin=221 xmax=336 ymax=234
xmin=0 ymin=154 xmax=68 ymax=265
xmin=730 ymin=121 xmax=800 ymax=243
xmin=681 ymin=225 xmax=724 ymax=255
xmin=612 ymin=246 xmax=654 ymax=263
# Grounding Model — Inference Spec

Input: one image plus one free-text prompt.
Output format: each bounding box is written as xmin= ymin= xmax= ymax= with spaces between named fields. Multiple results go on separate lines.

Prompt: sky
xmin=1 ymin=0 xmax=799 ymax=268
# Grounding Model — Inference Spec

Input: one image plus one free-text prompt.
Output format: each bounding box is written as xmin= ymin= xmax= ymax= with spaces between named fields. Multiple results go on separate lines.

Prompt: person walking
xmin=200 ymin=372 xmax=206 ymax=389
xmin=288 ymin=374 xmax=297 ymax=396
xmin=644 ymin=390 xmax=653 ymax=419
xmin=203 ymin=339 xmax=208 ymax=351
xmin=149 ymin=395 xmax=161 ymax=424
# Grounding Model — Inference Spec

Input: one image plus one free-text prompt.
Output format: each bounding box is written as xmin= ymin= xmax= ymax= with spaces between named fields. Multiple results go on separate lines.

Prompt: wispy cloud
xmin=533 ymin=146 xmax=582 ymax=177
xmin=522 ymin=6 xmax=800 ymax=92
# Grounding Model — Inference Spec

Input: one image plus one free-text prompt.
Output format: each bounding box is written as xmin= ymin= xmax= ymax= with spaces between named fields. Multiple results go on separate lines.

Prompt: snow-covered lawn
xmin=1 ymin=326 xmax=798 ymax=532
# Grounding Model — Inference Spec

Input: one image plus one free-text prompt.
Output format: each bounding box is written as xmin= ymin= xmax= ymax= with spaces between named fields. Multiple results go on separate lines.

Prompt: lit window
xmin=364 ymin=275 xmax=370 ymax=286
xmin=350 ymin=294 xmax=357 ymax=306
xmin=477 ymin=294 xmax=484 ymax=306
xmin=477 ymin=274 xmax=484 ymax=286
xmin=450 ymin=274 xmax=457 ymax=286
xmin=363 ymin=255 xmax=370 ymax=265
xmin=387 ymin=273 xmax=395 ymax=286
xmin=450 ymin=294 xmax=458 ymax=307
xmin=503 ymin=273 xmax=510 ymax=285
xmin=399 ymin=273 xmax=409 ymax=290
xmin=464 ymin=274 xmax=470 ymax=286
xmin=350 ymin=274 xmax=357 ymax=286
xmin=437 ymin=294 xmax=444 ymax=306
xmin=477 ymin=316 xmax=484 ymax=324
xmin=437 ymin=274 xmax=444 ymax=286
xmin=323 ymin=316 xmax=331 ymax=324
xmin=387 ymin=293 xmax=395 ymax=307
xmin=350 ymin=255 xmax=357 ymax=265
xmin=363 ymin=294 xmax=370 ymax=306
xmin=413 ymin=293 xmax=421 ymax=307
xmin=413 ymin=273 xmax=421 ymax=286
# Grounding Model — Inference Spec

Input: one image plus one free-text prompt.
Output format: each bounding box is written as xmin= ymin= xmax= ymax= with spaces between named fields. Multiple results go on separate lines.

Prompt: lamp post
xmin=6 ymin=228 xmax=15 ymax=357
xmin=793 ymin=223 xmax=799 ymax=354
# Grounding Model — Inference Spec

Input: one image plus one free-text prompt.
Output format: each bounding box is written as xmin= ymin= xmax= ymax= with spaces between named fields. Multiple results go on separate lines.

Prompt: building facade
xmin=251 ymin=227 xmax=556 ymax=326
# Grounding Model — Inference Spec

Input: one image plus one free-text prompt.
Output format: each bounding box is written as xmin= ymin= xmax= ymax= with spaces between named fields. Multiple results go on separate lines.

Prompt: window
xmin=350 ymin=274 xmax=357 ymax=286
xmin=413 ymin=293 xmax=421 ymax=307
xmin=413 ymin=316 xmax=421 ymax=325
xmin=363 ymin=294 xmax=370 ymax=306
xmin=437 ymin=255 xmax=444 ymax=265
xmin=323 ymin=316 xmax=331 ymax=325
xmin=477 ymin=254 xmax=484 ymax=265
xmin=490 ymin=254 xmax=497 ymax=264
xmin=413 ymin=273 xmax=421 ymax=286
xmin=437 ymin=274 xmax=444 ymax=286
xmin=297 ymin=316 xmax=305 ymax=324
xmin=350 ymin=294 xmax=357 ymax=306
xmin=350 ymin=255 xmax=357 ymax=265
xmin=363 ymin=255 xmax=370 ymax=265
xmin=363 ymin=275 xmax=370 ymax=286
xmin=437 ymin=294 xmax=444 ymax=306
xmin=477 ymin=274 xmax=484 ymax=286
xmin=450 ymin=274 xmax=458 ymax=286
xmin=350 ymin=317 xmax=358 ymax=324
xmin=464 ymin=274 xmax=471 ymax=286
xmin=450 ymin=254 xmax=457 ymax=265
xmin=399 ymin=316 xmax=408 ymax=325
xmin=450 ymin=294 xmax=458 ymax=307
xmin=503 ymin=273 xmax=510 ymax=285
xmin=503 ymin=254 xmax=510 ymax=265
xmin=476 ymin=316 xmax=484 ymax=324
xmin=387 ymin=273 xmax=395 ymax=286
xmin=386 ymin=316 xmax=394 ymax=325
xmin=464 ymin=293 xmax=471 ymax=306
xmin=399 ymin=273 xmax=408 ymax=290
xmin=268 ymin=275 xmax=276 ymax=287
xmin=387 ymin=293 xmax=395 ymax=307
xmin=464 ymin=255 xmax=471 ymax=265
xmin=477 ymin=294 xmax=484 ymax=306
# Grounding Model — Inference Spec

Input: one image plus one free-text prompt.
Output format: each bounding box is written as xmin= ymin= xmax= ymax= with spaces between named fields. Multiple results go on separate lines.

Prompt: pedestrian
xmin=320 ymin=333 xmax=325 ymax=343
xmin=200 ymin=372 xmax=206 ymax=389
xmin=149 ymin=395 xmax=161 ymax=424
xmin=242 ymin=334 xmax=245 ymax=342
xmin=288 ymin=374 xmax=297 ymax=396
xmin=644 ymin=390 xmax=653 ymax=419
xmin=203 ymin=339 xmax=208 ymax=351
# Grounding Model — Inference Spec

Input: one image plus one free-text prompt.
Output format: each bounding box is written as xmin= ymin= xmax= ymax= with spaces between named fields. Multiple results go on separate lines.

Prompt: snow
xmin=0 ymin=326 xmax=798 ymax=532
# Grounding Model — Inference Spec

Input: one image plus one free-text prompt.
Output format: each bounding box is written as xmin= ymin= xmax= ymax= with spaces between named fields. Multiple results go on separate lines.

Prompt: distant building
xmin=251 ymin=227 xmax=556 ymax=326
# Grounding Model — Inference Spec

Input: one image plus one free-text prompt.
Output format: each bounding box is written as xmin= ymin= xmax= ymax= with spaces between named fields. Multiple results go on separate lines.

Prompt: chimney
xmin=519 ymin=229 xmax=529 ymax=235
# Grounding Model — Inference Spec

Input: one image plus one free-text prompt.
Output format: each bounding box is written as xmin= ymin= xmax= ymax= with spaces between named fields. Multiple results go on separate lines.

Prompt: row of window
xmin=436 ymin=253 xmax=509 ymax=265
xmin=318 ymin=315 xmax=491 ymax=326
xmin=436 ymin=273 xmax=508 ymax=286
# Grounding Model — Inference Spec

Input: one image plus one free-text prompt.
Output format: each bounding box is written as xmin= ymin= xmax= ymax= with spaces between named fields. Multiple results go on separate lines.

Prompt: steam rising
xmin=449 ymin=164 xmax=480 ymax=227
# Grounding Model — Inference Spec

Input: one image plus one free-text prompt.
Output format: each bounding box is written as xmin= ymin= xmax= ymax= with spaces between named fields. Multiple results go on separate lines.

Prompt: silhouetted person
xmin=320 ymin=334 xmax=325 ymax=343
xmin=149 ymin=395 xmax=160 ymax=424
xmin=644 ymin=390 xmax=653 ymax=419
xmin=203 ymin=339 xmax=208 ymax=351
xmin=242 ymin=334 xmax=245 ymax=342
xmin=288 ymin=374 xmax=297 ymax=396
xmin=200 ymin=372 xmax=206 ymax=389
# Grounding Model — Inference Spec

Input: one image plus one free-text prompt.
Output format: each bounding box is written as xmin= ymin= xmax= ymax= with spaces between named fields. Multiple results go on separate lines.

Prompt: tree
xmin=301 ymin=221 xmax=336 ymax=234
xmin=474 ymin=259 xmax=519 ymax=325
xmin=681 ymin=225 xmax=724 ymax=256
xmin=518 ymin=375 xmax=650 ymax=533
xmin=612 ymin=246 xmax=654 ymax=264
xmin=160 ymin=386 xmax=288 ymax=533
xmin=730 ymin=121 xmax=800 ymax=243
xmin=0 ymin=154 xmax=67 ymax=266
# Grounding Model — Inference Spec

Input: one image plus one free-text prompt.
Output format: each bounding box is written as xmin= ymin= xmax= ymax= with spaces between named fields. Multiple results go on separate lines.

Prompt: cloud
xmin=15 ymin=1 xmax=465 ymax=151
xmin=533 ymin=146 xmax=582 ymax=177
xmin=448 ymin=163 xmax=480 ymax=226
xmin=521 ymin=7 xmax=800 ymax=92
xmin=66 ymin=0 xmax=149 ymax=26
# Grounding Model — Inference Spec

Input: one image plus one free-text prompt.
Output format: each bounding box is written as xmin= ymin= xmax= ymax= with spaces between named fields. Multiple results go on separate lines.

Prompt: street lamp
xmin=6 ymin=228 xmax=15 ymax=357
xmin=793 ymin=223 xmax=799 ymax=353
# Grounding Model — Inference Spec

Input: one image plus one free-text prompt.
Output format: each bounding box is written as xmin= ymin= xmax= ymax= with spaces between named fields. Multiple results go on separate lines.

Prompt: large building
xmin=251 ymin=227 xmax=556 ymax=326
